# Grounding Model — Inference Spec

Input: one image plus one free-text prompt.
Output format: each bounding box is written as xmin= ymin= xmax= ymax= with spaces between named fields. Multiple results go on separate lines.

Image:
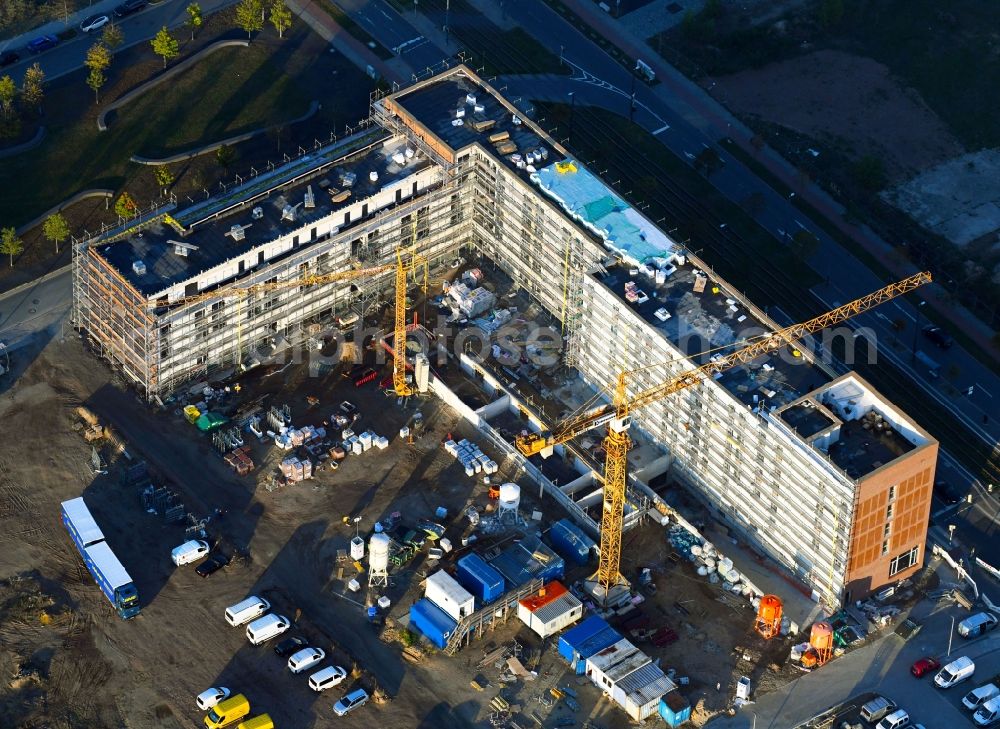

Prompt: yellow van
xmin=236 ymin=715 xmax=274 ymax=729
xmin=204 ymin=694 xmax=250 ymax=728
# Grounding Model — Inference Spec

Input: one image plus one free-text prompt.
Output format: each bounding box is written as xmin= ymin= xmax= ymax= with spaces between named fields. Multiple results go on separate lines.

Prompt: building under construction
xmin=73 ymin=66 xmax=937 ymax=607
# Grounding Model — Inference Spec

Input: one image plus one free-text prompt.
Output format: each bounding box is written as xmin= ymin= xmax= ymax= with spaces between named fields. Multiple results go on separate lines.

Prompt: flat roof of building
xmin=97 ymin=136 xmax=429 ymax=297
xmin=595 ymin=263 xmax=831 ymax=410
xmin=781 ymin=401 xmax=836 ymax=440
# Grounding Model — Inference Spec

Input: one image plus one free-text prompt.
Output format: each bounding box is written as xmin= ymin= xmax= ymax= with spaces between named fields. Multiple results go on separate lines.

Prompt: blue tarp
xmin=409 ymin=599 xmax=457 ymax=649
xmin=557 ymin=615 xmax=622 ymax=674
xmin=548 ymin=518 xmax=597 ymax=565
xmin=456 ymin=553 xmax=505 ymax=604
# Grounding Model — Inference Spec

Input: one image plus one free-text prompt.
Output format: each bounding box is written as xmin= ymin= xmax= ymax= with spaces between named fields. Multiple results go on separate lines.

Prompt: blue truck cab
xmin=61 ymin=497 xmax=140 ymax=619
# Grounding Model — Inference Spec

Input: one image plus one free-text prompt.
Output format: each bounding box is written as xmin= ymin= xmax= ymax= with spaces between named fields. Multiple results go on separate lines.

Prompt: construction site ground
xmin=0 ymin=294 xmax=848 ymax=728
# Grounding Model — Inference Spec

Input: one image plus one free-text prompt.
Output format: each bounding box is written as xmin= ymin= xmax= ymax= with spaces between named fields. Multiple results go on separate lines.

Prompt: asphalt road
xmin=335 ymin=0 xmax=446 ymax=74
xmin=709 ymin=597 xmax=1000 ymax=729
xmin=0 ymin=267 xmax=72 ymax=356
xmin=0 ymin=0 xmax=240 ymax=82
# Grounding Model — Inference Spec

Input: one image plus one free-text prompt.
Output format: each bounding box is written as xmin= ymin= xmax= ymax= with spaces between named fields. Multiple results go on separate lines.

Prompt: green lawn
xmin=0 ymin=22 xmax=373 ymax=229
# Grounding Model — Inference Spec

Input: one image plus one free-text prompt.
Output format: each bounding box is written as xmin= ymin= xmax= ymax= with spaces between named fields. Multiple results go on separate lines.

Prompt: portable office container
xmin=659 ymin=691 xmax=692 ymax=727
xmin=490 ymin=535 xmax=564 ymax=587
xmin=425 ymin=570 xmax=475 ymax=622
xmin=548 ymin=518 xmax=596 ymax=565
xmin=517 ymin=581 xmax=583 ymax=638
xmin=558 ymin=615 xmax=621 ymax=674
xmin=409 ymin=598 xmax=457 ymax=649
xmin=617 ymin=662 xmax=675 ymax=721
xmin=456 ymin=553 xmax=505 ymax=604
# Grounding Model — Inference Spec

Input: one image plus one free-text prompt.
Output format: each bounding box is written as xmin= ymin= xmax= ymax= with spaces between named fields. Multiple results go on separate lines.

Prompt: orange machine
xmin=809 ymin=621 xmax=834 ymax=666
xmin=754 ymin=595 xmax=783 ymax=640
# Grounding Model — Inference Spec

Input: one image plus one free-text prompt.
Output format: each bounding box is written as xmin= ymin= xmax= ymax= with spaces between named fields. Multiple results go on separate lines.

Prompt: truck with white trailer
xmin=61 ymin=497 xmax=140 ymax=619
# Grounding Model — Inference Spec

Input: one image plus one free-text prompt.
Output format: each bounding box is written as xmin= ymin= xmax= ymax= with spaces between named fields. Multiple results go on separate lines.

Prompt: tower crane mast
xmin=515 ymin=271 xmax=932 ymax=601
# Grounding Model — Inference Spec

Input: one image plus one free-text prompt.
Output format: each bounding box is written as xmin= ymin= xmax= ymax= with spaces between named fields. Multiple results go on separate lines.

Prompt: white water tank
xmin=350 ymin=536 xmax=365 ymax=560
xmin=499 ymin=482 xmax=521 ymax=510
xmin=369 ymin=533 xmax=391 ymax=574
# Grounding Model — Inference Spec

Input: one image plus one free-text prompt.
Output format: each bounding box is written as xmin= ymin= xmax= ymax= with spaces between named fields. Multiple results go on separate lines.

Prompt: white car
xmin=288 ymin=647 xmax=325 ymax=674
xmin=171 ymin=539 xmax=210 ymax=566
xmin=309 ymin=665 xmax=347 ymax=691
xmin=195 ymin=686 xmax=231 ymax=710
xmin=80 ymin=13 xmax=110 ymax=32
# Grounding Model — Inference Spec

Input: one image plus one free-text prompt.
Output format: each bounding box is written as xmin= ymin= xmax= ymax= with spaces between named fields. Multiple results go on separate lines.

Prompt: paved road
xmin=0 ymin=267 xmax=71 ymax=357
xmin=477 ymin=0 xmax=999 ymax=452
xmin=0 ymin=0 xmax=240 ymax=82
xmin=335 ymin=0 xmax=446 ymax=74
xmin=709 ymin=596 xmax=1000 ymax=729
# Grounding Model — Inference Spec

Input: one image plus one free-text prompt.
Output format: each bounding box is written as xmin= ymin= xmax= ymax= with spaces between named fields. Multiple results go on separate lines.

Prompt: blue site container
xmin=548 ymin=518 xmax=596 ymax=565
xmin=409 ymin=598 xmax=458 ymax=649
xmin=659 ymin=691 xmax=692 ymax=727
xmin=490 ymin=535 xmax=565 ymax=587
xmin=557 ymin=614 xmax=622 ymax=674
xmin=456 ymin=553 xmax=505 ymax=604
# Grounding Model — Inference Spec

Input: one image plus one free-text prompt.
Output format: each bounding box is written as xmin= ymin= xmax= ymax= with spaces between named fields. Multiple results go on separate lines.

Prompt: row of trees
xmin=236 ymin=0 xmax=292 ymax=40
xmin=0 ymin=212 xmax=70 ymax=267
xmin=0 ymin=63 xmax=45 ymax=137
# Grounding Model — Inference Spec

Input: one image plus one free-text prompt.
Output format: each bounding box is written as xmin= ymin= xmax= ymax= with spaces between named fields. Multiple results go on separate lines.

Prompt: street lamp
xmin=948 ymin=524 xmax=956 ymax=544
xmin=910 ymin=300 xmax=926 ymax=360
xmin=567 ymin=91 xmax=575 ymax=143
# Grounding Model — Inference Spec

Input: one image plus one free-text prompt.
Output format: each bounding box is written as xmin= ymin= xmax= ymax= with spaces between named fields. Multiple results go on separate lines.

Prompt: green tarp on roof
xmin=195 ymin=412 xmax=227 ymax=432
xmin=582 ymin=195 xmax=622 ymax=222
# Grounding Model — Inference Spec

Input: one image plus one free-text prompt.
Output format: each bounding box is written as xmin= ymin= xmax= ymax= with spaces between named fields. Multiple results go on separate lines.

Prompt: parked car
xmin=0 ymin=51 xmax=20 ymax=67
xmin=965 ymin=684 xmax=1000 ymax=711
xmin=935 ymin=655 xmax=976 ymax=688
xmin=195 ymin=552 xmax=230 ymax=577
xmin=875 ymin=709 xmax=910 ymax=729
xmin=171 ymin=539 xmax=210 ymax=566
xmin=959 ymin=612 xmax=999 ymax=639
xmin=195 ymin=686 xmax=231 ymax=710
xmin=975 ymin=695 xmax=1000 ymax=726
xmin=26 ymin=35 xmax=58 ymax=54
xmin=911 ymin=656 xmax=941 ymax=677
xmin=80 ymin=13 xmax=110 ymax=32
xmin=922 ymin=324 xmax=954 ymax=349
xmin=860 ymin=696 xmax=897 ymax=724
xmin=333 ymin=688 xmax=369 ymax=716
xmin=246 ymin=613 xmax=290 ymax=645
xmin=309 ymin=665 xmax=347 ymax=692
xmin=287 ymin=647 xmax=325 ymax=674
xmin=273 ymin=636 xmax=308 ymax=658
xmin=113 ymin=0 xmax=147 ymax=17
xmin=225 ymin=595 xmax=270 ymax=627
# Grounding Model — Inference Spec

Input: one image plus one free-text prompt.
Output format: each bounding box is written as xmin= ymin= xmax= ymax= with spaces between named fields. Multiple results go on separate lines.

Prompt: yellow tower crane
xmin=515 ymin=271 xmax=932 ymax=603
xmin=392 ymin=219 xmax=428 ymax=398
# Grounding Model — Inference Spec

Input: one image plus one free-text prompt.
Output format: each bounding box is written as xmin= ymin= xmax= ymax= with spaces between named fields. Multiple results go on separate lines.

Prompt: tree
xmin=85 ymin=42 xmax=111 ymax=74
xmin=186 ymin=2 xmax=203 ymax=41
xmin=216 ymin=144 xmax=237 ymax=170
xmin=84 ymin=43 xmax=111 ymax=102
xmin=0 ymin=227 xmax=23 ymax=267
xmin=102 ymin=23 xmax=124 ymax=53
xmin=269 ymin=0 xmax=291 ymax=38
xmin=0 ymin=75 xmax=16 ymax=119
xmin=21 ymin=64 xmax=45 ymax=116
xmin=235 ymin=0 xmax=264 ymax=40
xmin=115 ymin=192 xmax=138 ymax=219
xmin=153 ymin=165 xmax=174 ymax=195
xmin=42 ymin=213 xmax=70 ymax=254
xmin=151 ymin=27 xmax=179 ymax=68
xmin=86 ymin=68 xmax=106 ymax=104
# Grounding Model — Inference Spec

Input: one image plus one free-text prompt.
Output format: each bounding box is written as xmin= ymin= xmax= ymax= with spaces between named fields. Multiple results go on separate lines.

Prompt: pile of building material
xmin=445 ymin=281 xmax=496 ymax=319
xmin=279 ymin=456 xmax=314 ymax=483
xmin=444 ymin=438 xmax=498 ymax=477
xmin=224 ymin=445 xmax=254 ymax=476
xmin=274 ymin=424 xmax=326 ymax=450
xmin=74 ymin=407 xmax=105 ymax=442
xmin=343 ymin=429 xmax=389 ymax=455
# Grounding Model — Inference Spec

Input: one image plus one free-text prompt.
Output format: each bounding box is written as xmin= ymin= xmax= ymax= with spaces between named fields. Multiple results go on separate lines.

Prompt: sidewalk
xmin=556 ymin=0 xmax=1000 ymax=360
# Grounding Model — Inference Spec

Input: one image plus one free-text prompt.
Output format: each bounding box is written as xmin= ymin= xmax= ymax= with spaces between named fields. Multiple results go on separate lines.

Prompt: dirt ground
xmin=712 ymin=49 xmax=963 ymax=181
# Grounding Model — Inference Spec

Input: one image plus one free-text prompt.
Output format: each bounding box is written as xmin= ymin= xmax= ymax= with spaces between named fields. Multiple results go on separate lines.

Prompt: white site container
xmin=425 ymin=570 xmax=475 ymax=622
xmin=352 ymin=441 xmax=363 ymax=455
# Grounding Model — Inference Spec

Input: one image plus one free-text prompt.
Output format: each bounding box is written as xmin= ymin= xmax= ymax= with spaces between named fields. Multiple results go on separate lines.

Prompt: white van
xmin=309 ymin=665 xmax=347 ymax=692
xmin=246 ymin=613 xmax=290 ymax=645
xmin=976 ymin=696 xmax=1000 ymax=726
xmin=966 ymin=684 xmax=1000 ymax=711
xmin=859 ymin=696 xmax=897 ymax=723
xmin=171 ymin=539 xmax=210 ymax=566
xmin=935 ymin=655 xmax=975 ymax=688
xmin=959 ymin=612 xmax=999 ymax=639
xmin=875 ymin=709 xmax=909 ymax=729
xmin=225 ymin=596 xmax=271 ymax=627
